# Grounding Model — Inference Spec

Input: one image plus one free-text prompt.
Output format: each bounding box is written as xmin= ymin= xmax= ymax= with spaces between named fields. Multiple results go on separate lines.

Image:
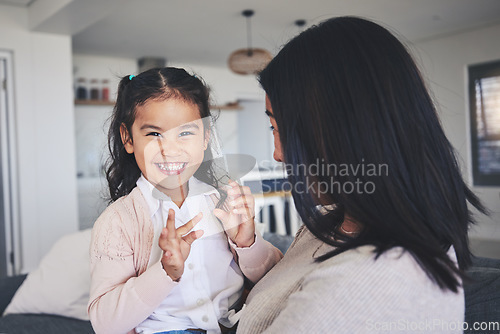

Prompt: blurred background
xmin=1 ymin=0 xmax=500 ymax=275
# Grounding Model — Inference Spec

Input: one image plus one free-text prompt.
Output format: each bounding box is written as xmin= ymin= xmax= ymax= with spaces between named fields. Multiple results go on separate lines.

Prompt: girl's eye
xmin=179 ymin=131 xmax=194 ymax=137
xmin=269 ymin=125 xmax=275 ymax=131
xmin=147 ymin=132 xmax=162 ymax=137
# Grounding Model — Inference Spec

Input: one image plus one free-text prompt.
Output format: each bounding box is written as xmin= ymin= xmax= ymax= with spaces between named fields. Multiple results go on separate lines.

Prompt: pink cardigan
xmin=88 ymin=187 xmax=282 ymax=334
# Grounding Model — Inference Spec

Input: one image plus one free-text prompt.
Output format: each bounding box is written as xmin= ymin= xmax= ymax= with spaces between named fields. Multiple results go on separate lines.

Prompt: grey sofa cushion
xmin=263 ymin=232 xmax=294 ymax=254
xmin=464 ymin=257 xmax=500 ymax=333
xmin=0 ymin=274 xmax=27 ymax=315
xmin=0 ymin=314 xmax=94 ymax=333
xmin=0 ymin=272 xmax=95 ymax=333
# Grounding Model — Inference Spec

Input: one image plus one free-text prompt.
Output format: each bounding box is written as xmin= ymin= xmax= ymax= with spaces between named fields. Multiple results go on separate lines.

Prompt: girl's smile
xmin=155 ymin=162 xmax=188 ymax=175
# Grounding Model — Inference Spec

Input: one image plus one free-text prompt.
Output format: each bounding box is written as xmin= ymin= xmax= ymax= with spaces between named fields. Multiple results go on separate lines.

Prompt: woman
xmin=236 ymin=17 xmax=486 ymax=333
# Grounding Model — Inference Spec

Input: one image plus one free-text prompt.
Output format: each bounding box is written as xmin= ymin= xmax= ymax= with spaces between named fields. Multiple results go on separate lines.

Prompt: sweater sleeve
xmin=87 ymin=206 xmax=178 ymax=334
xmin=230 ymin=230 xmax=283 ymax=283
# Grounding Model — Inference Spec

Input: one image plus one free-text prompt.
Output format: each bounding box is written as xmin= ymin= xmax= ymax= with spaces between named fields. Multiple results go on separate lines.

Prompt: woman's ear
xmin=120 ymin=124 xmax=134 ymax=153
xmin=204 ymin=129 xmax=210 ymax=150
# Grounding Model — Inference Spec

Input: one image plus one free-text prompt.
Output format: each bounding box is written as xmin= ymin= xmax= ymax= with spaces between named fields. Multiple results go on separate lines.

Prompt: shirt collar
xmin=136 ymin=175 xmax=219 ymax=218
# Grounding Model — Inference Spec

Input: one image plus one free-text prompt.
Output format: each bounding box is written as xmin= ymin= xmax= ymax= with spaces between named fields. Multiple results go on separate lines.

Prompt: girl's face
xmin=121 ymin=98 xmax=208 ymax=195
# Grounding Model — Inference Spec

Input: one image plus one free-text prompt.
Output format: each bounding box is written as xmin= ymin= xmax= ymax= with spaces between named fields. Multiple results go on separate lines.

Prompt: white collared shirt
xmin=135 ymin=175 xmax=244 ymax=334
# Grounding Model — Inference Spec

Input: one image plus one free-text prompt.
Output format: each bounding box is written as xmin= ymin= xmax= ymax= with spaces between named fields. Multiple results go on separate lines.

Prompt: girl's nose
xmin=158 ymin=138 xmax=182 ymax=157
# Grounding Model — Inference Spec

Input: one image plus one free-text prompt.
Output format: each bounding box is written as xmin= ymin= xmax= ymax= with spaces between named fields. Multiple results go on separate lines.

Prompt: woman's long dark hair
xmin=259 ymin=16 xmax=487 ymax=292
xmin=106 ymin=67 xmax=224 ymax=202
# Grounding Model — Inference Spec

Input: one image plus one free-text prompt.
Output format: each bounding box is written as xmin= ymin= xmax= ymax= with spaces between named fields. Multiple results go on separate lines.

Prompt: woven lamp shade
xmin=228 ymin=48 xmax=272 ymax=75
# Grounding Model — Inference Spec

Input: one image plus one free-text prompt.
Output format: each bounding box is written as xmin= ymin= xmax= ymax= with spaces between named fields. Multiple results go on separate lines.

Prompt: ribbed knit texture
xmin=237 ymin=226 xmax=464 ymax=334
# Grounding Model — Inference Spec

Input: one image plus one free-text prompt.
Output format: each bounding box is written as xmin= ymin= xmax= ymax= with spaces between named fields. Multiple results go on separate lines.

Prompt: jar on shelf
xmin=101 ymin=79 xmax=110 ymax=101
xmin=76 ymin=78 xmax=88 ymax=100
xmin=90 ymin=79 xmax=100 ymax=100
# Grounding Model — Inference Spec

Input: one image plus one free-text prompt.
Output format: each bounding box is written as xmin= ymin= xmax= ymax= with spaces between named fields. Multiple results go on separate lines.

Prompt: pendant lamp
xmin=228 ymin=10 xmax=272 ymax=75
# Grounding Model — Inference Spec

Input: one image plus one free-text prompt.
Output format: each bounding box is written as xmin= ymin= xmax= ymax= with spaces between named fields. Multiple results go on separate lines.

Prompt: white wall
xmin=415 ymin=23 xmax=500 ymax=244
xmin=0 ymin=4 xmax=78 ymax=272
xmin=237 ymin=99 xmax=273 ymax=165
xmin=169 ymin=61 xmax=264 ymax=106
xmin=72 ymin=54 xmax=137 ymax=230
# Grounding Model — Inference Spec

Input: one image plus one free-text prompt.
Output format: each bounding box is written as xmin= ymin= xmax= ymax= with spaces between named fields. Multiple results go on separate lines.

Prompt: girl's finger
xmin=214 ymin=208 xmax=240 ymax=231
xmin=176 ymin=212 xmax=203 ymax=236
xmin=213 ymin=208 xmax=229 ymax=224
xmin=227 ymin=179 xmax=241 ymax=192
xmin=232 ymin=207 xmax=255 ymax=218
xmin=182 ymin=230 xmax=204 ymax=245
xmin=158 ymin=228 xmax=169 ymax=250
xmin=227 ymin=184 xmax=251 ymax=198
xmin=229 ymin=196 xmax=254 ymax=210
xmin=166 ymin=209 xmax=176 ymax=239
xmin=228 ymin=179 xmax=240 ymax=188
xmin=159 ymin=229 xmax=181 ymax=253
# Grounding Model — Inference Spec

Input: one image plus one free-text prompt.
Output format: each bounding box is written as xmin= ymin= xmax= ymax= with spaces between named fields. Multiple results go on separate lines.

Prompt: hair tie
xmin=129 ymin=74 xmax=135 ymax=81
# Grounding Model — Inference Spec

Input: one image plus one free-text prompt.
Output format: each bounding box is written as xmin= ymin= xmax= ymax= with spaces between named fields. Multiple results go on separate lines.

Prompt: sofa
xmin=0 ymin=231 xmax=499 ymax=334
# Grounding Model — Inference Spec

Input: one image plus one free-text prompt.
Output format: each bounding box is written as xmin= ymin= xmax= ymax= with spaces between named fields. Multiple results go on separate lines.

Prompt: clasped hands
xmin=159 ymin=181 xmax=256 ymax=282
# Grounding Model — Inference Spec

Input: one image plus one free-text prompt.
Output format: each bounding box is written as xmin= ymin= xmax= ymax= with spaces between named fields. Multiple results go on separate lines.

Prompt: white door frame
xmin=0 ymin=49 xmax=21 ymax=276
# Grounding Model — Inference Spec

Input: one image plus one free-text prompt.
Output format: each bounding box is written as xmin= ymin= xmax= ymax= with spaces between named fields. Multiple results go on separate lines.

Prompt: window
xmin=468 ymin=60 xmax=500 ymax=186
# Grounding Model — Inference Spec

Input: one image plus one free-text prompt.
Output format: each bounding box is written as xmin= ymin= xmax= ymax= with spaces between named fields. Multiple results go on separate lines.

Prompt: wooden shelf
xmin=210 ymin=102 xmax=243 ymax=110
xmin=75 ymin=99 xmax=115 ymax=106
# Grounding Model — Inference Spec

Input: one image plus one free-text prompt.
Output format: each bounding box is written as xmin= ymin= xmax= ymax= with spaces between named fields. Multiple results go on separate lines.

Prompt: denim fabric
xmin=155 ymin=330 xmax=236 ymax=334
xmin=155 ymin=330 xmax=206 ymax=334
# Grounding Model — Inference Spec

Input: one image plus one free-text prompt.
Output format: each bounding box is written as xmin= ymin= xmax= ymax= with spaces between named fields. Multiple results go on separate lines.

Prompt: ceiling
xmin=0 ymin=0 xmax=33 ymax=6
xmin=8 ymin=0 xmax=500 ymax=68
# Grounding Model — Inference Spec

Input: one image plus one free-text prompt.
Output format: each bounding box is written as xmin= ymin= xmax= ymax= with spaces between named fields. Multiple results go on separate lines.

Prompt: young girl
xmin=88 ymin=67 xmax=282 ymax=334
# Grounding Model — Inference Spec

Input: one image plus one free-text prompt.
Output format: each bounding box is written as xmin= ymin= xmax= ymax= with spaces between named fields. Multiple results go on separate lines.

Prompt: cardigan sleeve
xmin=230 ymin=230 xmax=283 ymax=283
xmin=87 ymin=205 xmax=178 ymax=334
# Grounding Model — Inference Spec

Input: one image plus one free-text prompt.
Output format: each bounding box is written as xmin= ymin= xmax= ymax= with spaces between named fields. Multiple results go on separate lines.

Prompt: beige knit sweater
xmin=237 ymin=226 xmax=464 ymax=333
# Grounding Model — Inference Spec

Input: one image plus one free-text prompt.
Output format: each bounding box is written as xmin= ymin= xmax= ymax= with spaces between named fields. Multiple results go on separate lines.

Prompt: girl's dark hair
xmin=259 ymin=16 xmax=487 ymax=292
xmin=106 ymin=67 xmax=223 ymax=202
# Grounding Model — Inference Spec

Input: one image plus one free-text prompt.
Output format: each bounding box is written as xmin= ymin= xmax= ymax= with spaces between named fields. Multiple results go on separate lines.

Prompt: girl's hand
xmin=213 ymin=180 xmax=256 ymax=248
xmin=159 ymin=209 xmax=204 ymax=282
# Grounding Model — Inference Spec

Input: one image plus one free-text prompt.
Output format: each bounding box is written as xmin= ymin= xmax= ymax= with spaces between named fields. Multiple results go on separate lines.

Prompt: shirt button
xmin=197 ymin=298 xmax=205 ymax=306
xmin=188 ymin=263 xmax=194 ymax=270
xmin=202 ymin=315 xmax=209 ymax=322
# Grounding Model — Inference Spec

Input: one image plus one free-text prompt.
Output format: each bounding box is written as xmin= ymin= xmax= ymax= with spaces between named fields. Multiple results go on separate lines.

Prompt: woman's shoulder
xmin=295 ymin=227 xmax=444 ymax=282
xmin=316 ymin=245 xmax=426 ymax=280
xmin=298 ymin=245 xmax=464 ymax=326
xmin=289 ymin=248 xmax=462 ymax=332
xmin=310 ymin=245 xmax=462 ymax=301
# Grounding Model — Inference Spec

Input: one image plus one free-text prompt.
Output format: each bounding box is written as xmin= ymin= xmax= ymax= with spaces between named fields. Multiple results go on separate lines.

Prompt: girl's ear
xmin=120 ymin=124 xmax=134 ymax=153
xmin=204 ymin=129 xmax=210 ymax=150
